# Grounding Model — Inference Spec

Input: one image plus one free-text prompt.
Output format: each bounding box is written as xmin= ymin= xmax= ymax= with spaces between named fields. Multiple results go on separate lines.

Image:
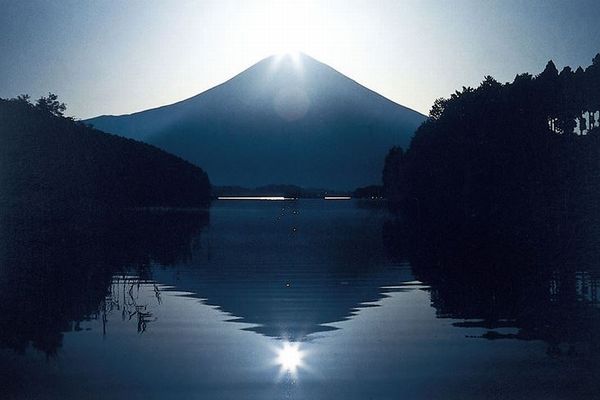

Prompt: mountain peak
xmin=85 ymin=56 xmax=426 ymax=189
xmin=230 ymin=52 xmax=337 ymax=85
xmin=260 ymin=51 xmax=319 ymax=64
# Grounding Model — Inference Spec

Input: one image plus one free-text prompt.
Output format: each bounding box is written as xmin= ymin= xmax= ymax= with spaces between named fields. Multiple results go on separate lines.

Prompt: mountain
xmin=86 ymin=53 xmax=426 ymax=190
xmin=0 ymin=98 xmax=211 ymax=211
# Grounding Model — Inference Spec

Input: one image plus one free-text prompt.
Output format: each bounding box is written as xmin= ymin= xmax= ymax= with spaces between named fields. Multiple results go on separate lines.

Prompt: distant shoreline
xmin=216 ymin=196 xmax=354 ymax=201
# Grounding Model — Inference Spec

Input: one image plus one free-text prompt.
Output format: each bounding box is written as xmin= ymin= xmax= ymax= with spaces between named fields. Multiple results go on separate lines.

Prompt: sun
xmin=241 ymin=0 xmax=324 ymax=58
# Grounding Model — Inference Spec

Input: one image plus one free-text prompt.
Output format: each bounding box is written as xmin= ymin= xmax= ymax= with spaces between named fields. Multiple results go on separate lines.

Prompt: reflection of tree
xmin=383 ymin=217 xmax=600 ymax=361
xmin=96 ymin=276 xmax=160 ymax=335
xmin=0 ymin=207 xmax=207 ymax=355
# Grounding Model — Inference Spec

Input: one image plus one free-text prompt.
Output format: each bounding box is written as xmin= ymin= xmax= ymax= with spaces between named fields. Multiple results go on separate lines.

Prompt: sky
xmin=1 ymin=0 xmax=599 ymax=119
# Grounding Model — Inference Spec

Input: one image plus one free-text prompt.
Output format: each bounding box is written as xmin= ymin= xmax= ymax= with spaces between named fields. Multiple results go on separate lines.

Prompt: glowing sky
xmin=1 ymin=0 xmax=599 ymax=118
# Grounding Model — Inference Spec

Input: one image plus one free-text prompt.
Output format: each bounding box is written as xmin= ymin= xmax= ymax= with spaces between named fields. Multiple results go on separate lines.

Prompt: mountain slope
xmin=0 ymin=98 xmax=211 ymax=210
xmin=87 ymin=53 xmax=426 ymax=189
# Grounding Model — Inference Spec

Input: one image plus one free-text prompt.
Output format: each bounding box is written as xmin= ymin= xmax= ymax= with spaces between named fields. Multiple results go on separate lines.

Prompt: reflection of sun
xmin=276 ymin=341 xmax=304 ymax=375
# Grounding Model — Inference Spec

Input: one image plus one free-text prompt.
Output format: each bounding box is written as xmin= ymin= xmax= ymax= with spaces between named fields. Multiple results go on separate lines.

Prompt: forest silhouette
xmin=0 ymin=96 xmax=211 ymax=211
xmin=383 ymin=53 xmax=600 ymax=260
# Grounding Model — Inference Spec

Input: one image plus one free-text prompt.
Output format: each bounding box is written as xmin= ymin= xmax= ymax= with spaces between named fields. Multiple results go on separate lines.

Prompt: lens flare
xmin=274 ymin=85 xmax=310 ymax=121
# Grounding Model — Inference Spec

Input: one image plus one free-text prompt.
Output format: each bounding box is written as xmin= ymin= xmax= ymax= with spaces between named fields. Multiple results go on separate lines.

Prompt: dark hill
xmin=0 ymin=98 xmax=211 ymax=211
xmin=86 ymin=53 xmax=425 ymax=189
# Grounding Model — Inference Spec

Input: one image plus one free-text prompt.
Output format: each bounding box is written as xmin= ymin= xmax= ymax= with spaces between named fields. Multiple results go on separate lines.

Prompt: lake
xmin=0 ymin=200 xmax=598 ymax=399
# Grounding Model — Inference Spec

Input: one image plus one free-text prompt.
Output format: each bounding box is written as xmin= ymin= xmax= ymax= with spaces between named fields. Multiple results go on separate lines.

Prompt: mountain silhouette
xmin=86 ymin=53 xmax=425 ymax=189
xmin=0 ymin=98 xmax=211 ymax=210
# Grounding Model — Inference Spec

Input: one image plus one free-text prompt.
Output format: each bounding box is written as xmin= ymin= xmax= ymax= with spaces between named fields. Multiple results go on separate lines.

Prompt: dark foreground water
xmin=0 ymin=200 xmax=598 ymax=399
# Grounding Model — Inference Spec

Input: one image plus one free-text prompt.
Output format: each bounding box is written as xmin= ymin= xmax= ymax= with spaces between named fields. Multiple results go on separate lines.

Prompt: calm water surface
xmin=0 ymin=200 xmax=598 ymax=399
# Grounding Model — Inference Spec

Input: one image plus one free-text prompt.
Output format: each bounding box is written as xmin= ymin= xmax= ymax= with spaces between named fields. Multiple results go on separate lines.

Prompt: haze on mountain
xmin=87 ymin=53 xmax=425 ymax=190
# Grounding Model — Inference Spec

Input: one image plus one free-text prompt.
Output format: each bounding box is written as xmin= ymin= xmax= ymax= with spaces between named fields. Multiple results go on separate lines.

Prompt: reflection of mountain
xmin=383 ymin=218 xmax=600 ymax=358
xmin=0 ymin=201 xmax=411 ymax=353
xmin=86 ymin=54 xmax=425 ymax=189
xmin=153 ymin=200 xmax=413 ymax=340
xmin=0 ymin=207 xmax=208 ymax=354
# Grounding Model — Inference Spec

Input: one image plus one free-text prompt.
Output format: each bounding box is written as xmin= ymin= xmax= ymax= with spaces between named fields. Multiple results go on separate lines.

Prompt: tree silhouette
xmin=383 ymin=52 xmax=600 ymax=256
xmin=1 ymin=96 xmax=212 ymax=209
xmin=35 ymin=92 xmax=67 ymax=117
xmin=382 ymin=146 xmax=404 ymax=201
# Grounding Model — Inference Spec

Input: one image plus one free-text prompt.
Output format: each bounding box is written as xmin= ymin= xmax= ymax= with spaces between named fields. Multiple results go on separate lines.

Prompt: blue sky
xmin=1 ymin=0 xmax=599 ymax=118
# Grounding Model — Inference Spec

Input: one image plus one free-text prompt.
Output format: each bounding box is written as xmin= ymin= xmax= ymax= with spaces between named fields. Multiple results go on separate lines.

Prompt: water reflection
xmin=102 ymin=276 xmax=163 ymax=335
xmin=382 ymin=217 xmax=600 ymax=360
xmin=152 ymin=200 xmax=411 ymax=340
xmin=0 ymin=201 xmax=411 ymax=357
xmin=0 ymin=207 xmax=208 ymax=354
xmin=3 ymin=200 xmax=598 ymax=354
xmin=1 ymin=200 xmax=599 ymax=398
xmin=275 ymin=341 xmax=305 ymax=376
